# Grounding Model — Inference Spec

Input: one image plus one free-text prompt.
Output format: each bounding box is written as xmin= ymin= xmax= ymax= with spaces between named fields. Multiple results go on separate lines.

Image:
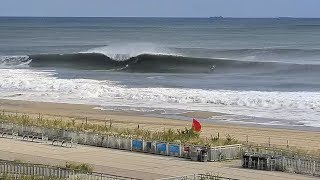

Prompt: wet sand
xmin=0 ymin=99 xmax=319 ymax=153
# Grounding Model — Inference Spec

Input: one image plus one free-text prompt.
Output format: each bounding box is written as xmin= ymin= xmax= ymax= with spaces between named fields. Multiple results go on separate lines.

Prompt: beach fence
xmin=0 ymin=160 xmax=140 ymax=180
xmin=242 ymin=146 xmax=320 ymax=177
xmin=208 ymin=144 xmax=242 ymax=161
xmin=0 ymin=161 xmax=74 ymax=179
xmin=0 ymin=160 xmax=239 ymax=180
xmin=0 ymin=121 xmax=242 ymax=162
xmin=242 ymin=152 xmax=320 ymax=177
xmin=64 ymin=130 xmax=242 ymax=162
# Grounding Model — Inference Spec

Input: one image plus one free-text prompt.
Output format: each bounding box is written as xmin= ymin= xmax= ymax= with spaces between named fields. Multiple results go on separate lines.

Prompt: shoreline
xmin=0 ymin=99 xmax=320 ymax=153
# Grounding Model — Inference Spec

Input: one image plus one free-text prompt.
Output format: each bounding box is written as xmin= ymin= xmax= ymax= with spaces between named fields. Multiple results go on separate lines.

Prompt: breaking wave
xmin=1 ymin=52 xmax=320 ymax=74
xmin=0 ymin=56 xmax=31 ymax=67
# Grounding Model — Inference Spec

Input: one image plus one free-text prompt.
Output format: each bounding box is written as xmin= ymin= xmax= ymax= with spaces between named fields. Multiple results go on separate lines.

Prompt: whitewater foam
xmin=1 ymin=68 xmax=320 ymax=127
xmin=81 ymin=43 xmax=180 ymax=61
xmin=0 ymin=56 xmax=31 ymax=67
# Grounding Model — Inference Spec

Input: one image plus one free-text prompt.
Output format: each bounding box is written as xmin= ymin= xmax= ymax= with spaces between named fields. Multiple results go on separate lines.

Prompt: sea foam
xmin=81 ymin=43 xmax=179 ymax=61
xmin=0 ymin=68 xmax=320 ymax=127
xmin=0 ymin=56 xmax=31 ymax=67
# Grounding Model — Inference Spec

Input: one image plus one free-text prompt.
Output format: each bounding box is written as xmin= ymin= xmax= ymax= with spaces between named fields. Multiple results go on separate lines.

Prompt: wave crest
xmin=0 ymin=56 xmax=31 ymax=67
xmin=2 ymin=51 xmax=320 ymax=74
xmin=81 ymin=43 xmax=179 ymax=61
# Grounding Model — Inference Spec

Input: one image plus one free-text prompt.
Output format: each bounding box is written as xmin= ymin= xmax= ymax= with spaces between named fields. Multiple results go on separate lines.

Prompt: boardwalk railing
xmin=0 ymin=160 xmax=140 ymax=180
xmin=0 ymin=160 xmax=239 ymax=180
xmin=242 ymin=152 xmax=320 ymax=177
xmin=0 ymin=121 xmax=242 ymax=162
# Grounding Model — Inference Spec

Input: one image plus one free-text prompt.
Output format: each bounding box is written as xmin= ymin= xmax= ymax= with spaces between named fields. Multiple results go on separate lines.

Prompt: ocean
xmin=1 ymin=17 xmax=320 ymax=128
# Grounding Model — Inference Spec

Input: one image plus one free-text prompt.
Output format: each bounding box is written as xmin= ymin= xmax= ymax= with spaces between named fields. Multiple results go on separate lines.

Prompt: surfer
xmin=210 ymin=65 xmax=216 ymax=71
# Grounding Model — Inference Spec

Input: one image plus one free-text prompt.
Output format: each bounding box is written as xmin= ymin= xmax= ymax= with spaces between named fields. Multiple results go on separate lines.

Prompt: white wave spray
xmin=1 ymin=68 xmax=320 ymax=127
xmin=0 ymin=56 xmax=31 ymax=67
xmin=81 ymin=43 xmax=180 ymax=61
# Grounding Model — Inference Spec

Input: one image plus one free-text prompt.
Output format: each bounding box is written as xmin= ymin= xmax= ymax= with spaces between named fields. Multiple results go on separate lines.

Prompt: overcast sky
xmin=0 ymin=0 xmax=319 ymax=18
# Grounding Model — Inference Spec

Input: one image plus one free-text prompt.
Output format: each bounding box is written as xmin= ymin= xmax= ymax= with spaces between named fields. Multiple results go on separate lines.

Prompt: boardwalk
xmin=0 ymin=138 xmax=317 ymax=180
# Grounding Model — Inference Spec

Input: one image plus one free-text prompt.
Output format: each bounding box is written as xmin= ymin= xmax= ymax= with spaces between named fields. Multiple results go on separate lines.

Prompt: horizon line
xmin=1 ymin=15 xmax=320 ymax=19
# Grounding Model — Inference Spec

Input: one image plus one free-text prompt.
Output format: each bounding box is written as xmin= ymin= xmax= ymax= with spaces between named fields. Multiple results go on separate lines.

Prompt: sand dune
xmin=1 ymin=99 xmax=319 ymax=154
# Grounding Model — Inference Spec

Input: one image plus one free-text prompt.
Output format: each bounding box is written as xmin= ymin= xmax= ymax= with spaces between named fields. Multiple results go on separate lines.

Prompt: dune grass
xmin=1 ymin=110 xmax=318 ymax=158
xmin=0 ymin=111 xmax=238 ymax=146
xmin=64 ymin=162 xmax=93 ymax=173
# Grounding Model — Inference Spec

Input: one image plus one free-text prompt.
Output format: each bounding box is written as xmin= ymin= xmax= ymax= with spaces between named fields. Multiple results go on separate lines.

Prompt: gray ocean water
xmin=1 ymin=17 xmax=320 ymax=128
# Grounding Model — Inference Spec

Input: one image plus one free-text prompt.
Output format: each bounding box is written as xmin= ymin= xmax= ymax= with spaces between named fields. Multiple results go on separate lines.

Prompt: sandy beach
xmin=0 ymin=99 xmax=319 ymax=154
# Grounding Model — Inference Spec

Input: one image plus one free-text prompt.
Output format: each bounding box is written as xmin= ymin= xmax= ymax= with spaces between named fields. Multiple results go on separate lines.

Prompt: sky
xmin=0 ymin=0 xmax=319 ymax=18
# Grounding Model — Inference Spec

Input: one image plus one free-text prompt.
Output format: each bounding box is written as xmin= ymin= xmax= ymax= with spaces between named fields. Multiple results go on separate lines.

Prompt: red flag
xmin=192 ymin=118 xmax=201 ymax=132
